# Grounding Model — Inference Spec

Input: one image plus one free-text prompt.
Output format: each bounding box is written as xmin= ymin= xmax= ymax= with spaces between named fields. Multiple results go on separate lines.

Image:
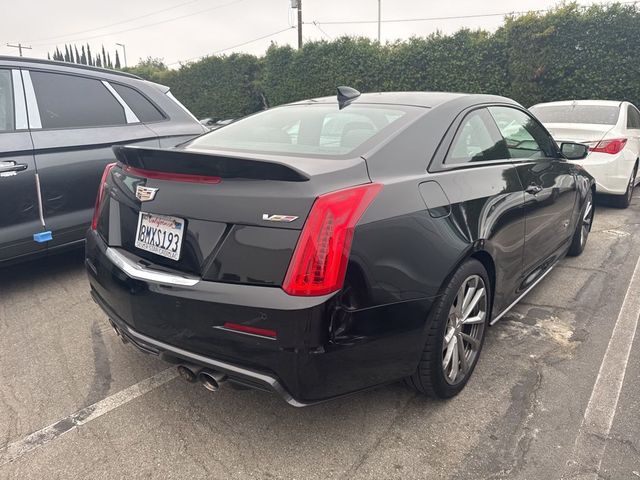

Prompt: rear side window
xmin=111 ymin=83 xmax=165 ymax=122
xmin=187 ymin=104 xmax=414 ymax=158
xmin=489 ymin=106 xmax=555 ymax=159
xmin=30 ymin=71 xmax=126 ymax=129
xmin=445 ymin=108 xmax=509 ymax=164
xmin=0 ymin=70 xmax=14 ymax=132
xmin=627 ymin=105 xmax=640 ymax=129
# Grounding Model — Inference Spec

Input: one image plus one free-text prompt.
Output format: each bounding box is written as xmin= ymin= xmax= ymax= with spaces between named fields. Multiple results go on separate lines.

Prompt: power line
xmin=32 ymin=0 xmax=248 ymax=47
xmin=168 ymin=26 xmax=294 ymax=65
xmin=308 ymin=0 xmax=640 ymax=26
xmin=25 ymin=0 xmax=204 ymax=44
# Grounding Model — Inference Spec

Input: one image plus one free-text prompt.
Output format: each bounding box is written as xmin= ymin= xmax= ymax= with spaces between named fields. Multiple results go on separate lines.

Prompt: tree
xmin=75 ymin=46 xmax=80 ymax=64
xmin=96 ymin=54 xmax=102 ymax=68
xmin=114 ymin=50 xmax=121 ymax=69
xmin=64 ymin=45 xmax=70 ymax=62
xmin=87 ymin=44 xmax=93 ymax=66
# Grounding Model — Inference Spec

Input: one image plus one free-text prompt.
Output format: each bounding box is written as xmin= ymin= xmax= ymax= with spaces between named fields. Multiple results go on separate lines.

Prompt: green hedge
xmin=127 ymin=3 xmax=640 ymax=119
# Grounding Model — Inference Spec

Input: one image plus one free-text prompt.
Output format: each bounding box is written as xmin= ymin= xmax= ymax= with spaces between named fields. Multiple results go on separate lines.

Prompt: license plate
xmin=134 ymin=212 xmax=185 ymax=261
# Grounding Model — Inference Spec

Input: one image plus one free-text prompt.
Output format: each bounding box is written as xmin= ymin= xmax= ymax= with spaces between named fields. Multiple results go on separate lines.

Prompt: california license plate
xmin=134 ymin=212 xmax=185 ymax=261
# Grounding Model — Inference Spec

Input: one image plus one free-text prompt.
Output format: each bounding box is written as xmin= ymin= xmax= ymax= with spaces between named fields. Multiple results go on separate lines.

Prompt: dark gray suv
xmin=0 ymin=56 xmax=206 ymax=264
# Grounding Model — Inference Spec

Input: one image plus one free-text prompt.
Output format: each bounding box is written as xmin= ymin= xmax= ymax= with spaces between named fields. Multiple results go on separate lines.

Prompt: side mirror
xmin=560 ymin=142 xmax=589 ymax=160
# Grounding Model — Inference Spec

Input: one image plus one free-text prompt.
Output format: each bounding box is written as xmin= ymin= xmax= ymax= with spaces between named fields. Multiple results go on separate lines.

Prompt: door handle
xmin=0 ymin=161 xmax=28 ymax=174
xmin=525 ymin=184 xmax=544 ymax=195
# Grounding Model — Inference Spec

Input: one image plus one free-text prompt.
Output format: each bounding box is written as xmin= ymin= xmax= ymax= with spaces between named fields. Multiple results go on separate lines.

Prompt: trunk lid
xmin=98 ymin=146 xmax=370 ymax=287
xmin=545 ymin=123 xmax=613 ymax=145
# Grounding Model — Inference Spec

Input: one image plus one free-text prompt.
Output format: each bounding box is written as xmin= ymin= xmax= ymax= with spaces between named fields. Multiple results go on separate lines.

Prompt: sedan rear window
xmin=187 ymin=104 xmax=414 ymax=158
xmin=530 ymin=105 xmax=620 ymax=125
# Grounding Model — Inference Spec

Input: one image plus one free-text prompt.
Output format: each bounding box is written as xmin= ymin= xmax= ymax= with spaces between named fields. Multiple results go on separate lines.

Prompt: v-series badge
xmin=262 ymin=214 xmax=299 ymax=223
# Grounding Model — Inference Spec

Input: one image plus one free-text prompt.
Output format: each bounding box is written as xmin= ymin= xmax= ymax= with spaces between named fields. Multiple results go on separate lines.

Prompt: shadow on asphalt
xmin=0 ymin=246 xmax=85 ymax=289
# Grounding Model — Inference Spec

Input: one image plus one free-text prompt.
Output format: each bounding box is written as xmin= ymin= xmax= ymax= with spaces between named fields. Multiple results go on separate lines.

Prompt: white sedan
xmin=530 ymin=100 xmax=639 ymax=208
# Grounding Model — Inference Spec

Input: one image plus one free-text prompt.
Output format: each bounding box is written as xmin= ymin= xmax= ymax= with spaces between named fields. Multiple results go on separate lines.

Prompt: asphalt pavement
xmin=0 ymin=189 xmax=638 ymax=480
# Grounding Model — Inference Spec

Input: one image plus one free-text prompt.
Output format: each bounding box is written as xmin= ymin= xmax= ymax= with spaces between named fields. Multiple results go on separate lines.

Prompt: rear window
xmin=530 ymin=104 xmax=620 ymax=125
xmin=111 ymin=83 xmax=165 ymax=122
xmin=187 ymin=104 xmax=414 ymax=158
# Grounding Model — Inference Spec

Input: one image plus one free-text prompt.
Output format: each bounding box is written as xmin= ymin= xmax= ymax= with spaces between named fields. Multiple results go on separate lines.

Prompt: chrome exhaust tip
xmin=198 ymin=370 xmax=228 ymax=392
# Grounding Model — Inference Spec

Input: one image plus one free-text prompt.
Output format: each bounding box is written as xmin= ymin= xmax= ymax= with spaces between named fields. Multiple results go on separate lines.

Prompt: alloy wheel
xmin=442 ymin=275 xmax=487 ymax=385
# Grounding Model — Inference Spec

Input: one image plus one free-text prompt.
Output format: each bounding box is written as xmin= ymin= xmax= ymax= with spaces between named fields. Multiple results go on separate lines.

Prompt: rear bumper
xmin=91 ymin=288 xmax=311 ymax=406
xmin=569 ymin=151 xmax=636 ymax=195
xmin=86 ymin=230 xmax=434 ymax=405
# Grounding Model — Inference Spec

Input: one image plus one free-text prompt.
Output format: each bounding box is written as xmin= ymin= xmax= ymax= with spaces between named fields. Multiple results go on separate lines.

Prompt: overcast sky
xmin=1 ymin=0 xmax=606 ymax=68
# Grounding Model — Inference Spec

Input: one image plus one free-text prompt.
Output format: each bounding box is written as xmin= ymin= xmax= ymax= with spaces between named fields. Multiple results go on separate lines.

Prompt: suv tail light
xmin=282 ymin=183 xmax=383 ymax=296
xmin=589 ymin=138 xmax=627 ymax=155
xmin=91 ymin=162 xmax=117 ymax=230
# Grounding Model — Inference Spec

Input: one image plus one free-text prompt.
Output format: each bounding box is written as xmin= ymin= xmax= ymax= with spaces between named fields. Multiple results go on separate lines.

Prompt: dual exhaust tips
xmin=177 ymin=364 xmax=227 ymax=392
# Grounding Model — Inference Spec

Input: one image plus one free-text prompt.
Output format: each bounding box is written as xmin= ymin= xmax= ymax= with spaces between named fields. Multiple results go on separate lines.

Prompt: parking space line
xmin=0 ymin=367 xmax=178 ymax=467
xmin=565 ymin=252 xmax=640 ymax=479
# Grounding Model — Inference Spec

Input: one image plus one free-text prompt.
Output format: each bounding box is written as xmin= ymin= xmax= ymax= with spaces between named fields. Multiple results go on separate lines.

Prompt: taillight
xmin=282 ymin=183 xmax=383 ymax=296
xmin=589 ymin=138 xmax=627 ymax=155
xmin=91 ymin=162 xmax=117 ymax=230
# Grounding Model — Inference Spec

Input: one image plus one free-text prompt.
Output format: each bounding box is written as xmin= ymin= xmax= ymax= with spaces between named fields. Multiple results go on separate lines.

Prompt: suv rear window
xmin=187 ymin=104 xmax=414 ymax=158
xmin=111 ymin=83 xmax=165 ymax=122
xmin=530 ymin=104 xmax=620 ymax=125
xmin=30 ymin=71 xmax=126 ymax=129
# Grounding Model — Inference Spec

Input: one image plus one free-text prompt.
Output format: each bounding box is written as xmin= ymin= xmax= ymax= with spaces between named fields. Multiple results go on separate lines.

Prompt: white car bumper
xmin=569 ymin=150 xmax=637 ymax=195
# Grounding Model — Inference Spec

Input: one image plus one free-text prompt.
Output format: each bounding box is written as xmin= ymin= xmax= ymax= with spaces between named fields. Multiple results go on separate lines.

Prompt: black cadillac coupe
xmin=86 ymin=88 xmax=595 ymax=406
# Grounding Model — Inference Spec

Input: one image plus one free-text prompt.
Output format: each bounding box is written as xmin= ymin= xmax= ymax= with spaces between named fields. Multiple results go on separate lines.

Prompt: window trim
xmin=21 ymin=70 xmax=42 ymax=129
xmin=11 ymin=69 xmax=27 ymax=130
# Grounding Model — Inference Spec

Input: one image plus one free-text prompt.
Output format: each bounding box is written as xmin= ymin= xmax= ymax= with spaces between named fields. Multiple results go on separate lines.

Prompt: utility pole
xmin=6 ymin=43 xmax=32 ymax=57
xmin=377 ymin=0 xmax=382 ymax=43
xmin=291 ymin=0 xmax=302 ymax=49
xmin=116 ymin=43 xmax=127 ymax=67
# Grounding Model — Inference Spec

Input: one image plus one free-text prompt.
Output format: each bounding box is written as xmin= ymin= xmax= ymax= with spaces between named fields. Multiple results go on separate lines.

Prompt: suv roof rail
xmin=0 ymin=56 xmax=142 ymax=80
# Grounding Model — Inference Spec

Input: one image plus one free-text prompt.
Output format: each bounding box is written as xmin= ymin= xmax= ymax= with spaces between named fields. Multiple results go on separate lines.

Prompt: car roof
xmin=0 ymin=55 xmax=141 ymax=80
xmin=290 ymin=91 xmax=519 ymax=109
xmin=531 ymin=99 xmax=623 ymax=108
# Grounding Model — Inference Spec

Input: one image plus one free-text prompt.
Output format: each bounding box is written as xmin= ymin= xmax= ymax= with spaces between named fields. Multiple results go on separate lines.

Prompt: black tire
xmin=406 ymin=258 xmax=491 ymax=399
xmin=612 ymin=165 xmax=637 ymax=209
xmin=568 ymin=189 xmax=594 ymax=257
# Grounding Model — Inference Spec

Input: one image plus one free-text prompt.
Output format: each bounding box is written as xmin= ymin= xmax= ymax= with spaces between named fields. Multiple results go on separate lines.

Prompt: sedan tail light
xmin=91 ymin=163 xmax=117 ymax=230
xmin=589 ymin=138 xmax=627 ymax=155
xmin=282 ymin=183 xmax=382 ymax=296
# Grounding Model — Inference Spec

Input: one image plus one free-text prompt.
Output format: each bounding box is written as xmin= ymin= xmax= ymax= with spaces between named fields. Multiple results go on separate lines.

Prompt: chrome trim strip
xmin=20 ymin=71 xmax=42 ymax=129
xmin=102 ymin=81 xmax=139 ymax=124
xmin=11 ymin=69 xmax=28 ymax=130
xmin=34 ymin=173 xmax=45 ymax=227
xmin=490 ymin=261 xmax=559 ymax=326
xmin=106 ymin=247 xmax=200 ymax=287
xmin=212 ymin=325 xmax=277 ymax=341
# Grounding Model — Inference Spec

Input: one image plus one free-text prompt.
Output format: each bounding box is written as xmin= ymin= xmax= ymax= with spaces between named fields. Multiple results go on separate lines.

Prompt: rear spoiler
xmin=112 ymin=146 xmax=310 ymax=182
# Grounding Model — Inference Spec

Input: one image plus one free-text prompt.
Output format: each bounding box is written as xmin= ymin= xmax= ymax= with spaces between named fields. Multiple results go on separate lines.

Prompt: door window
xmin=488 ymin=106 xmax=556 ymax=160
xmin=445 ymin=108 xmax=509 ymax=164
xmin=627 ymin=105 xmax=640 ymax=129
xmin=111 ymin=83 xmax=165 ymax=122
xmin=0 ymin=70 xmax=14 ymax=132
xmin=29 ymin=71 xmax=126 ymax=129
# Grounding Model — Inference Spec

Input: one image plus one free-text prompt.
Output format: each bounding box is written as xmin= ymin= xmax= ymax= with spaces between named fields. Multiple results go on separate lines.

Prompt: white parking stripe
xmin=566 ymin=252 xmax=640 ymax=479
xmin=0 ymin=367 xmax=178 ymax=467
